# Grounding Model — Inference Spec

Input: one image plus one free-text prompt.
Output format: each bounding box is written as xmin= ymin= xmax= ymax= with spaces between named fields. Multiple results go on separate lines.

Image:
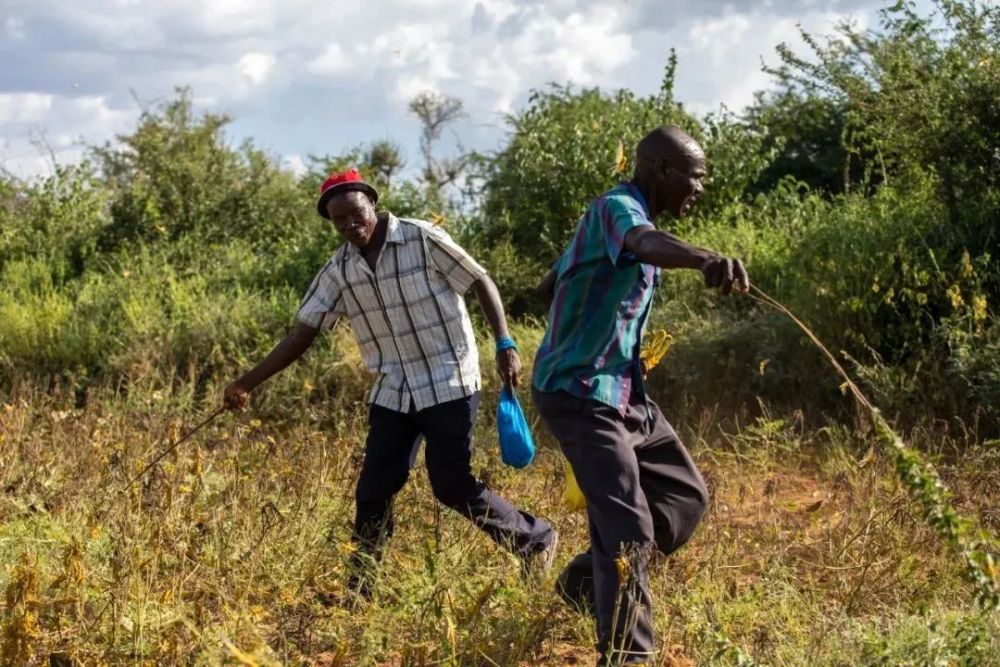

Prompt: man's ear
xmin=655 ymin=157 xmax=670 ymax=179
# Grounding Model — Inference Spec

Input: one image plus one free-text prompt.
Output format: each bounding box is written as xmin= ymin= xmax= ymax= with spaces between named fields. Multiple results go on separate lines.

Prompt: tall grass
xmin=2 ymin=331 xmax=999 ymax=665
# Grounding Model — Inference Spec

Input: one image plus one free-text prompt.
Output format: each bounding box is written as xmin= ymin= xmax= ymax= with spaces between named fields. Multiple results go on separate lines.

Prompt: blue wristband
xmin=496 ymin=336 xmax=517 ymax=353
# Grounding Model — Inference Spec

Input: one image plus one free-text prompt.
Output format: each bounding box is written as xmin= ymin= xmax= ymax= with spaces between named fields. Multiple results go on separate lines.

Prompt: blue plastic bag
xmin=497 ymin=386 xmax=535 ymax=468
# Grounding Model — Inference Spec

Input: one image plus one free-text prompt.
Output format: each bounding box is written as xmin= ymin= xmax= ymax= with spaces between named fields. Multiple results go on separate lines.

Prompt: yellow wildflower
xmin=972 ymin=295 xmax=988 ymax=322
xmin=615 ymin=555 xmax=630 ymax=581
xmin=960 ymin=250 xmax=975 ymax=278
xmin=947 ymin=285 xmax=964 ymax=309
xmin=612 ymin=138 xmax=628 ymax=176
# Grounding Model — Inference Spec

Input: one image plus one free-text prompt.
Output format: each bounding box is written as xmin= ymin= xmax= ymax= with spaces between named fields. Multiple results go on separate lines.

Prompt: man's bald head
xmin=632 ymin=125 xmax=707 ymax=219
xmin=635 ymin=125 xmax=704 ymax=171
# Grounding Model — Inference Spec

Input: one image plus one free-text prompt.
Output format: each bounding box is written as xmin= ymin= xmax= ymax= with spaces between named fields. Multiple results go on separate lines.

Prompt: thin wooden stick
xmin=742 ymin=284 xmax=1000 ymax=609
xmin=124 ymin=407 xmax=225 ymax=489
xmin=745 ymin=285 xmax=874 ymax=411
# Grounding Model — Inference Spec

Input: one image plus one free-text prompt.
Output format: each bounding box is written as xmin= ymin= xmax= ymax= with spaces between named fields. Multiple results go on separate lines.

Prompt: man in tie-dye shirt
xmin=532 ymin=125 xmax=749 ymax=666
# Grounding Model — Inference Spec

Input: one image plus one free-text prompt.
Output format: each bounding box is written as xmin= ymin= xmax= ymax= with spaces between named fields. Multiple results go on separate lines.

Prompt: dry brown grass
xmin=1 ymin=334 xmax=998 ymax=665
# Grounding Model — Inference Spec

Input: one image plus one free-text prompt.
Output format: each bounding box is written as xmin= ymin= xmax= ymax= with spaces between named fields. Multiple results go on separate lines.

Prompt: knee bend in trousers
xmin=428 ymin=470 xmax=479 ymax=510
xmin=653 ymin=488 xmax=709 ymax=555
xmin=355 ymin=470 xmax=408 ymax=506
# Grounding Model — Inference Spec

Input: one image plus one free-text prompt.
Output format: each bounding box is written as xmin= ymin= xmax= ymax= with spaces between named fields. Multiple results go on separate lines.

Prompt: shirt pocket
xmin=398 ymin=270 xmax=438 ymax=328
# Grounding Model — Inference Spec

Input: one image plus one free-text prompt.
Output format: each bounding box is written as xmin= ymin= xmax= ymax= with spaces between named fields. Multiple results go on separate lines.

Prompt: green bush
xmin=0 ymin=1 xmax=996 ymax=434
xmin=463 ymin=54 xmax=700 ymax=315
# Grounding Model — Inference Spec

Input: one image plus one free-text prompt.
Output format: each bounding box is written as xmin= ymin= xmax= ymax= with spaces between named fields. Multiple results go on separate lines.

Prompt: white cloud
xmin=0 ymin=93 xmax=54 ymax=123
xmin=690 ymin=13 xmax=754 ymax=64
xmin=308 ymin=44 xmax=354 ymax=77
xmin=541 ymin=8 xmax=636 ymax=83
xmin=679 ymin=9 xmax=870 ymax=113
xmin=0 ymin=95 xmax=132 ymax=178
xmin=187 ymin=0 xmax=278 ymax=37
xmin=238 ymin=52 xmax=276 ymax=86
xmin=282 ymin=153 xmax=307 ymax=177
xmin=0 ymin=0 xmax=888 ymax=178
xmin=5 ymin=17 xmax=26 ymax=39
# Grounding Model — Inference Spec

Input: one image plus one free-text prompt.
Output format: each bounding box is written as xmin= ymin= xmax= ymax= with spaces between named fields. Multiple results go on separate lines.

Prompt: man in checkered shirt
xmin=224 ymin=169 xmax=556 ymax=598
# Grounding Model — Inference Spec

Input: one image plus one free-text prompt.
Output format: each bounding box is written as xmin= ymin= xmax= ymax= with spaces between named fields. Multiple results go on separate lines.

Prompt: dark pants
xmin=533 ymin=388 xmax=709 ymax=666
xmin=353 ymin=392 xmax=554 ymax=579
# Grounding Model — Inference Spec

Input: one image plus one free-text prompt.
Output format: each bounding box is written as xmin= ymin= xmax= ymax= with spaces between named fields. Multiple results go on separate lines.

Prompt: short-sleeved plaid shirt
xmin=297 ymin=213 xmax=488 ymax=413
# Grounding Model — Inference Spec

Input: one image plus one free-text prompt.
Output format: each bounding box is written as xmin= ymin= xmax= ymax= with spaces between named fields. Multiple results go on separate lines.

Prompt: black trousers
xmin=533 ymin=388 xmax=709 ymax=665
xmin=353 ymin=392 xmax=554 ymax=568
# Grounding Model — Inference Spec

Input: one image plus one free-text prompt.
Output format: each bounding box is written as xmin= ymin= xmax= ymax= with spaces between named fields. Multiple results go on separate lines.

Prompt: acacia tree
xmin=366 ymin=140 xmax=404 ymax=190
xmin=408 ymin=91 xmax=468 ymax=212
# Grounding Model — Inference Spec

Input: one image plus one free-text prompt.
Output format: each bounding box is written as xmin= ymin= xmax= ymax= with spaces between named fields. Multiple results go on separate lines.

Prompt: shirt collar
xmin=617 ymin=181 xmax=651 ymax=220
xmin=345 ymin=212 xmax=404 ymax=256
xmin=384 ymin=212 xmax=405 ymax=244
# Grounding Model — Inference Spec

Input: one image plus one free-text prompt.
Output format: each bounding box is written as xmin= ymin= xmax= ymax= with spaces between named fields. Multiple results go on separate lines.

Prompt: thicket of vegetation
xmin=2 ymin=3 xmax=997 ymax=430
xmin=1 ymin=1 xmax=997 ymax=664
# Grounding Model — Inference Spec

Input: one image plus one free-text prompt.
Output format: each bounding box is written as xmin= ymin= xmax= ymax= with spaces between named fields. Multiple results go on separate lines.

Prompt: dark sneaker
xmin=522 ymin=531 xmax=559 ymax=580
xmin=555 ymin=551 xmax=596 ymax=616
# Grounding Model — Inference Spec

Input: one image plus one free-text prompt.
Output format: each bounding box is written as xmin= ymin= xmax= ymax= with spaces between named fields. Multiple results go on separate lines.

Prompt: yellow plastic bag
xmin=561 ymin=330 xmax=673 ymax=513
xmin=562 ymin=460 xmax=587 ymax=511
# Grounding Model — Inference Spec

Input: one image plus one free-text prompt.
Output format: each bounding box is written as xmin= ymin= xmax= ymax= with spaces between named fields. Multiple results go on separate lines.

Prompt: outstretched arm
xmin=624 ymin=226 xmax=750 ymax=295
xmin=223 ymin=322 xmax=320 ymax=410
xmin=472 ymin=274 xmax=522 ymax=389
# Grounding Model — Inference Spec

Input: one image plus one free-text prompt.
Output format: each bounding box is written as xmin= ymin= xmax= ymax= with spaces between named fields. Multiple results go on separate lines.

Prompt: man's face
xmin=326 ymin=191 xmax=378 ymax=248
xmin=653 ymin=145 xmax=707 ymax=218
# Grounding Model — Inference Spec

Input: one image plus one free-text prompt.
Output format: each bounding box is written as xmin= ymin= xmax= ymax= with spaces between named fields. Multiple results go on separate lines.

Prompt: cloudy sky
xmin=0 ymin=0 xmax=927 ymax=179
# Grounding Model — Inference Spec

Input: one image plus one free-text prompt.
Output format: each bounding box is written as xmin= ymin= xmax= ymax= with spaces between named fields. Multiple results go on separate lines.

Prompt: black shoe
xmin=346 ymin=570 xmax=376 ymax=600
xmin=555 ymin=551 xmax=595 ymax=616
xmin=521 ymin=531 xmax=559 ymax=580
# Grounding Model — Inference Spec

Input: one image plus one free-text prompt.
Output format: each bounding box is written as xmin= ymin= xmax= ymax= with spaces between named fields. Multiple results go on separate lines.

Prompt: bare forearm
xmin=472 ymin=275 xmax=510 ymax=340
xmin=630 ymin=228 xmax=716 ymax=270
xmin=472 ymin=274 xmax=523 ymax=388
xmin=238 ymin=322 xmax=319 ymax=390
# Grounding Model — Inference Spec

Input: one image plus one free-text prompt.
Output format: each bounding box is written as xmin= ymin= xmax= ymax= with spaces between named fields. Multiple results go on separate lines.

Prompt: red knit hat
xmin=316 ymin=168 xmax=380 ymax=219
